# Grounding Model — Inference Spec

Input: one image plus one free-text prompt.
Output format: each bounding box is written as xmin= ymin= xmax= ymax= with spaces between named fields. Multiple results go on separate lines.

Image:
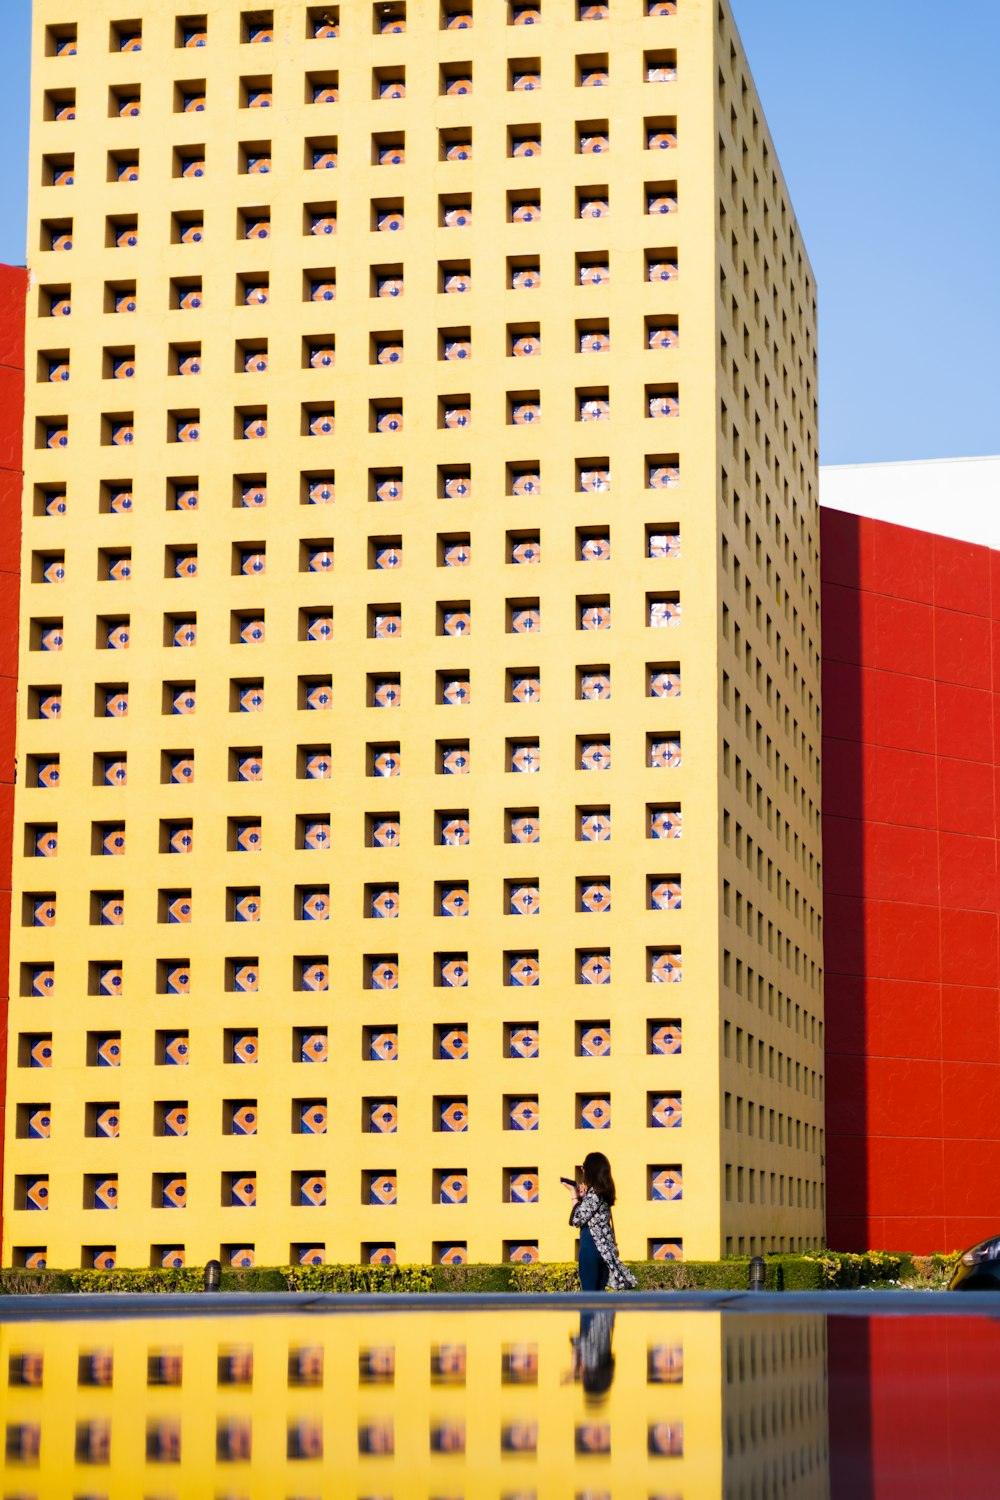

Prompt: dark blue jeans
xmin=578 ymin=1225 xmax=609 ymax=1292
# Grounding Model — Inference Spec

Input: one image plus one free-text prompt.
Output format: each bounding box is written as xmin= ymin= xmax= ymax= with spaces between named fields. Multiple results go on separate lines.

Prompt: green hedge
xmin=0 ymin=1249 xmax=952 ymax=1297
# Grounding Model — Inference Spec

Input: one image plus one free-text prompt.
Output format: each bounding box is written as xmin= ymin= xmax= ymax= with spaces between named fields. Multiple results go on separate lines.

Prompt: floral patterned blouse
xmin=571 ymin=1189 xmax=638 ymax=1290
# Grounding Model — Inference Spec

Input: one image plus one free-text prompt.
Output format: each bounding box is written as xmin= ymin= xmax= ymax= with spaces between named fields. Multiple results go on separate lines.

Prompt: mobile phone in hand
xmin=559 ymin=1176 xmax=577 ymax=1188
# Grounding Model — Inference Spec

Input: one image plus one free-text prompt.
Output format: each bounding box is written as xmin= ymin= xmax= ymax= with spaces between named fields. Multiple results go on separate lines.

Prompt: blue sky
xmin=0 ymin=0 xmax=996 ymax=465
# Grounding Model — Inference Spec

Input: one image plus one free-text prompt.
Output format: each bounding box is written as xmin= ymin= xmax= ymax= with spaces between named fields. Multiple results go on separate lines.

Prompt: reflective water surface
xmin=0 ymin=1301 xmax=996 ymax=1498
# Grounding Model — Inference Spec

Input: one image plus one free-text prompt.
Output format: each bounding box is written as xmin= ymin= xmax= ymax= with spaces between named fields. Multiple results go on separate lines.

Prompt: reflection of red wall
xmin=828 ymin=1315 xmax=1000 ymax=1499
xmin=822 ymin=508 xmax=1000 ymax=1252
xmin=0 ymin=264 xmax=25 ymax=1254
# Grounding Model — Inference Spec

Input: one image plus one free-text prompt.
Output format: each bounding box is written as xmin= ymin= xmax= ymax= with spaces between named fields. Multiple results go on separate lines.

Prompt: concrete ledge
xmin=0 ymin=1287 xmax=991 ymax=1322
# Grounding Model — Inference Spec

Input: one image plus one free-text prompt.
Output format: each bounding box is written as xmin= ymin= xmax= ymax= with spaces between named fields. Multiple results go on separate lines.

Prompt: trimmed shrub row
xmin=0 ymin=1249 xmax=958 ymax=1297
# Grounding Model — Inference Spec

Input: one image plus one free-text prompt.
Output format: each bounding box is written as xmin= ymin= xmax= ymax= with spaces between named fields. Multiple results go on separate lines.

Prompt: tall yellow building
xmin=4 ymin=0 xmax=823 ymax=1270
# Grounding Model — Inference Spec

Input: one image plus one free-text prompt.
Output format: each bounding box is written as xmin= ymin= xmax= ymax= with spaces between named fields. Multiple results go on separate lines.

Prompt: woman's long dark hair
xmin=582 ymin=1151 xmax=616 ymax=1206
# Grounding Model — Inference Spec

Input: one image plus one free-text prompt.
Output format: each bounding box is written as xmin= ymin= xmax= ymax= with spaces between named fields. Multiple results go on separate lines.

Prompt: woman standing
xmin=563 ymin=1151 xmax=637 ymax=1291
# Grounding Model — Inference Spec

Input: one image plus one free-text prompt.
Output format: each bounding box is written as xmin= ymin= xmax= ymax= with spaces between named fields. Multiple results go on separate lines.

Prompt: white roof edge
xmin=821 ymin=454 xmax=1000 ymax=473
xmin=819 ymin=454 xmax=1000 ymax=552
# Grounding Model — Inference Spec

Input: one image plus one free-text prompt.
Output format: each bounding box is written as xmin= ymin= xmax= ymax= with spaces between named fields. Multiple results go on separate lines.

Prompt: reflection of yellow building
xmin=723 ymin=1315 xmax=830 ymax=1499
xmin=4 ymin=0 xmax=822 ymax=1270
xmin=0 ymin=1306 xmax=828 ymax=1497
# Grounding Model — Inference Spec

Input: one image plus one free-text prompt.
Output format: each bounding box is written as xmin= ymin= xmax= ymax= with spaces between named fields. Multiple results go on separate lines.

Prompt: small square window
xmin=376 ymin=1 xmax=406 ymax=33
xmin=508 ymin=739 xmax=540 ymax=773
xmin=646 ymin=180 xmax=678 ymax=216
xmin=437 ymin=810 xmax=470 ymax=846
xmin=238 ymin=273 xmax=269 ymax=308
xmin=577 ymin=255 xmax=609 ymax=287
xmin=436 ymin=882 xmax=469 ymax=918
xmin=44 ymin=153 xmax=76 ymax=188
xmin=648 ymin=662 xmax=681 ymax=698
xmin=578 ymin=596 xmax=611 ymax=631
xmin=437 ymin=673 xmax=471 ymax=707
xmin=507 ymin=671 xmax=540 ymax=705
xmin=508 ymin=257 xmax=540 ymax=291
xmin=241 ymin=74 xmax=273 ymax=109
xmin=506 ymin=881 xmax=539 ymax=916
xmin=367 ymin=813 xmax=401 ymax=849
xmin=442 ymin=1 xmax=473 ymax=26
xmin=649 ymin=1019 xmax=682 ymax=1055
xmin=509 ymin=127 xmax=541 ymax=159
xmin=440 ymin=128 xmax=472 ymax=162
xmin=648 ymin=734 xmax=682 ymax=769
xmin=176 ymin=81 xmax=207 ymax=112
xmin=644 ymin=49 xmax=678 ymax=82
xmin=42 ymin=217 xmax=73 ymax=253
xmin=371 ymin=534 xmax=401 ymax=567
xmin=508 ymin=193 xmax=540 ymax=226
xmin=46 ymin=23 xmax=78 ymax=56
xmin=438 ymin=602 xmax=470 ymax=637
xmin=366 ymin=884 xmax=399 ymax=919
xmin=577 ymin=952 xmax=611 ymax=985
xmin=437 ymin=741 xmax=470 ymax=775
xmin=577 ymin=1093 xmax=611 ymax=1128
xmin=647 ymin=383 xmax=680 ymax=419
xmin=508 ymin=392 xmax=539 ymax=426
xmin=578 ymin=528 xmax=611 ymax=561
xmin=578 ymin=806 xmax=611 ymax=842
xmin=577 ymin=120 xmax=608 ymax=155
xmin=368 ymin=743 xmax=401 ymax=777
xmin=170 ymin=277 xmax=203 ymax=311
xmin=441 ymin=63 xmax=472 ymax=95
xmin=227 ymin=886 xmax=262 ymax=922
xmin=649 ymin=1091 xmax=683 ymax=1129
xmin=645 ymin=115 xmax=678 ymax=151
xmin=577 ymin=189 xmax=608 ymax=221
xmin=439 ymin=534 xmax=471 ymax=566
xmin=308 ymin=6 xmax=339 ymax=37
xmin=505 ymin=1023 xmax=539 ymax=1058
xmin=577 ymin=52 xmax=608 ymax=86
xmin=439 ymin=466 xmax=472 ymax=499
xmin=509 ymin=59 xmax=541 ymax=91
xmin=577 ymin=879 xmax=611 ymax=914
xmin=242 ymin=9 xmax=274 ymax=43
xmin=308 ymin=70 xmax=339 ymax=103
xmin=577 ymin=666 xmax=610 ymax=700
xmin=505 ymin=1094 xmax=539 ymax=1129
xmin=646 ymin=316 xmax=679 ymax=351
xmin=506 ymin=809 xmax=540 ymax=844
xmin=436 ymin=957 xmax=469 ymax=991
xmin=508 ymin=597 xmax=540 ymax=634
xmin=648 ymin=454 xmax=680 ymax=489
xmin=177 ymin=14 xmax=207 ymax=46
xmin=577 ymin=1020 xmax=611 ymax=1054
xmin=374 ymin=67 xmax=406 ymax=100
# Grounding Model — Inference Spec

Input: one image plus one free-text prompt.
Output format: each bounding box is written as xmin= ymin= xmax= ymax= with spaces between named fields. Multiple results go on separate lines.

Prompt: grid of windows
xmin=6 ymin=0 xmax=820 ymax=1269
xmin=713 ymin=2 xmax=824 ymax=1252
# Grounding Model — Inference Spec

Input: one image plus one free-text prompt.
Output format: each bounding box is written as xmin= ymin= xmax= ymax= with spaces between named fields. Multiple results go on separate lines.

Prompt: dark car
xmin=948 ymin=1236 xmax=1000 ymax=1290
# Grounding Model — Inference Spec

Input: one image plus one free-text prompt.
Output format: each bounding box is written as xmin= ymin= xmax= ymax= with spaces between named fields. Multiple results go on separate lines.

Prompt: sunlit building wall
xmin=0 ymin=263 xmax=27 ymax=1260
xmin=3 ymin=0 xmax=822 ymax=1271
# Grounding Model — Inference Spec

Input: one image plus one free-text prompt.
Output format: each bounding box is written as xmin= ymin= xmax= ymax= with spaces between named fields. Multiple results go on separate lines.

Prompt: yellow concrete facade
xmin=4 ymin=0 xmax=822 ymax=1270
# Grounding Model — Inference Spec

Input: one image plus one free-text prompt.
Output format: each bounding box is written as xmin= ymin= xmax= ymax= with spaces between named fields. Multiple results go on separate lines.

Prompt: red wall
xmin=822 ymin=507 xmax=1000 ymax=1252
xmin=0 ymin=264 xmax=25 ymax=1253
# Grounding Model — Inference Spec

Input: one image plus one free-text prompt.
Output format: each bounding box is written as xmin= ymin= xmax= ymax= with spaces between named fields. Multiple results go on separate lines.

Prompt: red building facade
xmin=822 ymin=503 xmax=1000 ymax=1252
xmin=0 ymin=263 xmax=26 ymax=1255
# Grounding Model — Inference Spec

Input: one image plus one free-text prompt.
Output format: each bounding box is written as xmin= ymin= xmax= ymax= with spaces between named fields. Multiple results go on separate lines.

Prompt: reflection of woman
xmin=563 ymin=1151 xmax=638 ymax=1291
xmin=574 ymin=1308 xmax=616 ymax=1397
